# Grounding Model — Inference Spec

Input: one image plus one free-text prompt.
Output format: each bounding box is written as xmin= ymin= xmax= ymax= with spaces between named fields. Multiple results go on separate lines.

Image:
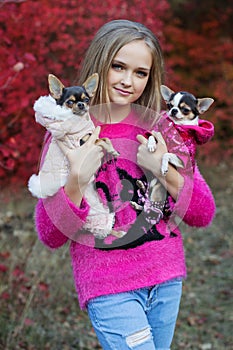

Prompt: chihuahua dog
xmin=28 ymin=73 xmax=125 ymax=239
xmin=160 ymin=85 xmax=214 ymax=126
xmin=146 ymin=85 xmax=214 ymax=175
xmin=131 ymin=86 xmax=214 ymax=219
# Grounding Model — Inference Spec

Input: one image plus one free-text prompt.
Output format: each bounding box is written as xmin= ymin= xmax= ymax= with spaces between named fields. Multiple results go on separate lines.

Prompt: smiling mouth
xmin=114 ymin=87 xmax=133 ymax=95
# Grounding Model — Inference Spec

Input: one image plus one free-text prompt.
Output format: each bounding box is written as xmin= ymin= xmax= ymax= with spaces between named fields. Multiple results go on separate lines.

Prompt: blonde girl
xmin=35 ymin=20 xmax=215 ymax=349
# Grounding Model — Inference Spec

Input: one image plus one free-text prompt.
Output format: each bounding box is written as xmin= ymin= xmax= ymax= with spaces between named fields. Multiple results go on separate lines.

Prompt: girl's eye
xmin=111 ymin=63 xmax=123 ymax=71
xmin=136 ymin=70 xmax=148 ymax=78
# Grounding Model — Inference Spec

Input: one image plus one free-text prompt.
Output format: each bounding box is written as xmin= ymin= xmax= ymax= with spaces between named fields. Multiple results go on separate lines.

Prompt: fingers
xmin=152 ymin=131 xmax=168 ymax=154
xmin=137 ymin=132 xmax=166 ymax=146
xmin=151 ymin=131 xmax=166 ymax=146
xmin=86 ymin=126 xmax=101 ymax=144
xmin=137 ymin=131 xmax=167 ymax=160
xmin=136 ymin=134 xmax=148 ymax=146
xmin=57 ymin=126 xmax=101 ymax=154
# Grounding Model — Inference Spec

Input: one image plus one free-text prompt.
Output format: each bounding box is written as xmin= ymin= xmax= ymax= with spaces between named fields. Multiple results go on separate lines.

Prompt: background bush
xmin=0 ymin=0 xmax=232 ymax=186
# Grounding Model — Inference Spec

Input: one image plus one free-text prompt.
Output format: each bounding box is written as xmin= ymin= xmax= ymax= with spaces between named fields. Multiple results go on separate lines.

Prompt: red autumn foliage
xmin=0 ymin=264 xmax=8 ymax=273
xmin=0 ymin=0 xmax=232 ymax=186
xmin=163 ymin=0 xmax=233 ymax=162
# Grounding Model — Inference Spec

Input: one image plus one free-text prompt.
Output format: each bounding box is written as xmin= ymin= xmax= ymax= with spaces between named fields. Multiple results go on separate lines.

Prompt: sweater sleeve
xmin=35 ymin=187 xmax=90 ymax=249
xmin=174 ymin=164 xmax=216 ymax=227
xmin=34 ymin=132 xmax=90 ymax=249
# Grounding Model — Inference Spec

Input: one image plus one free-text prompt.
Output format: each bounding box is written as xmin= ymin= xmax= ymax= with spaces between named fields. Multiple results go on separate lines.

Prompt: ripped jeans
xmin=87 ymin=278 xmax=182 ymax=350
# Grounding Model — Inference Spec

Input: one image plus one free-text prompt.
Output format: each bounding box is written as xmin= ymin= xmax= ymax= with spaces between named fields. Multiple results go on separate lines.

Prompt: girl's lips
xmin=114 ymin=87 xmax=133 ymax=96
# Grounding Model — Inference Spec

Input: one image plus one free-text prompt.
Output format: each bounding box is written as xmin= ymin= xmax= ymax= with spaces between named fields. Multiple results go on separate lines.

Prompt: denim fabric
xmin=87 ymin=279 xmax=182 ymax=350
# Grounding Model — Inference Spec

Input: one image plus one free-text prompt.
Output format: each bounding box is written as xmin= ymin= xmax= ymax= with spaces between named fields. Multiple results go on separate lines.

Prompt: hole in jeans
xmin=126 ymin=327 xmax=152 ymax=348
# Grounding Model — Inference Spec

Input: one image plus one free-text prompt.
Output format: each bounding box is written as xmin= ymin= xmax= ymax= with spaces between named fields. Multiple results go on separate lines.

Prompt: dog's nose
xmin=171 ymin=108 xmax=178 ymax=116
xmin=77 ymin=102 xmax=85 ymax=110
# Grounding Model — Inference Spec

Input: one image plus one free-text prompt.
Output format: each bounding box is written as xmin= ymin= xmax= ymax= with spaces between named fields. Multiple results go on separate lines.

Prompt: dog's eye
xmin=182 ymin=107 xmax=191 ymax=115
xmin=66 ymin=100 xmax=74 ymax=107
xmin=167 ymin=103 xmax=173 ymax=109
xmin=83 ymin=97 xmax=90 ymax=103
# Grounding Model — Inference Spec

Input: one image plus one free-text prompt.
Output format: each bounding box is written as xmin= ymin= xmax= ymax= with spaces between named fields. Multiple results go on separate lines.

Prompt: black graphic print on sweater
xmin=94 ymin=163 xmax=174 ymax=250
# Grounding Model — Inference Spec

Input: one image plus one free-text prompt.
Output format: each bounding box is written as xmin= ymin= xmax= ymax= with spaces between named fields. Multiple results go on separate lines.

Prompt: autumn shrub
xmin=0 ymin=0 xmax=170 ymax=186
xmin=163 ymin=1 xmax=233 ymax=162
xmin=0 ymin=0 xmax=232 ymax=186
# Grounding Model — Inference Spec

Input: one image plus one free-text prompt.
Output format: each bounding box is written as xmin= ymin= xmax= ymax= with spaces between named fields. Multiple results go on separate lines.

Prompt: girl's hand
xmin=136 ymin=131 xmax=167 ymax=178
xmin=56 ymin=126 xmax=104 ymax=205
xmin=136 ymin=131 xmax=184 ymax=200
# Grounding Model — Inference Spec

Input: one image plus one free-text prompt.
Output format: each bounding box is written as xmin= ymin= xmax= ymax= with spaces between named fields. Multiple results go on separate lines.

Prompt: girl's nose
xmin=121 ymin=72 xmax=132 ymax=86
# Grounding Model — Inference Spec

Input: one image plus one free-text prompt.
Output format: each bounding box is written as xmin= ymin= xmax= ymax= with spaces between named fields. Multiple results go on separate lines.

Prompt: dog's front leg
xmin=130 ymin=180 xmax=146 ymax=211
xmin=147 ymin=135 xmax=157 ymax=152
xmin=161 ymin=153 xmax=184 ymax=175
xmin=95 ymin=138 xmax=120 ymax=157
xmin=130 ymin=201 xmax=143 ymax=211
xmin=111 ymin=229 xmax=127 ymax=238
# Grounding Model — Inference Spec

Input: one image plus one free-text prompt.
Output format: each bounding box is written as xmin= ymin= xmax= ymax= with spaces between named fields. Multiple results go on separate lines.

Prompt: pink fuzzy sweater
xmin=35 ymin=111 xmax=216 ymax=309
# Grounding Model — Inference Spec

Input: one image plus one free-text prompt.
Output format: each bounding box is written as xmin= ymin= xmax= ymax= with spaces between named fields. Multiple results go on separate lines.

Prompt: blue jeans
xmin=87 ymin=279 xmax=182 ymax=350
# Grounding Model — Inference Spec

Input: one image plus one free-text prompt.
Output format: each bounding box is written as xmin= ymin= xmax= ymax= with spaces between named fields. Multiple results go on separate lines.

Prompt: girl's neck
xmin=90 ymin=103 xmax=131 ymax=124
xmin=108 ymin=103 xmax=131 ymax=123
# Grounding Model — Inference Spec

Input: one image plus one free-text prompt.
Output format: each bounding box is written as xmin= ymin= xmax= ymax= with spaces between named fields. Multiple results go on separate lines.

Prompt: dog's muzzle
xmin=77 ymin=102 xmax=85 ymax=110
xmin=170 ymin=108 xmax=179 ymax=117
xmin=73 ymin=103 xmax=88 ymax=115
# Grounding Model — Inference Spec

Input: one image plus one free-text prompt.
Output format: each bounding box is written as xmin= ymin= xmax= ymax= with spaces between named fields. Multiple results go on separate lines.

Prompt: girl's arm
xmin=176 ymin=165 xmax=216 ymax=227
xmin=34 ymin=127 xmax=104 ymax=248
xmin=57 ymin=126 xmax=104 ymax=206
xmin=35 ymin=188 xmax=90 ymax=249
xmin=136 ymin=131 xmax=215 ymax=227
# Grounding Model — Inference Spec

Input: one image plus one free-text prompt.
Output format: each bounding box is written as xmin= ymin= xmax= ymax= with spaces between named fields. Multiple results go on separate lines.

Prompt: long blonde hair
xmin=79 ymin=19 xmax=164 ymax=118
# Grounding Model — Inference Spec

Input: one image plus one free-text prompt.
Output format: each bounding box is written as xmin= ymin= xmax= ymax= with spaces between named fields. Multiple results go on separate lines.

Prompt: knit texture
xmin=35 ymin=111 xmax=216 ymax=309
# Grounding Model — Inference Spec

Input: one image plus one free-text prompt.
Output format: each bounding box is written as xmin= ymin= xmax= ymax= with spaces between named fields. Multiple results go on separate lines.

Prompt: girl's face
xmin=107 ymin=40 xmax=152 ymax=106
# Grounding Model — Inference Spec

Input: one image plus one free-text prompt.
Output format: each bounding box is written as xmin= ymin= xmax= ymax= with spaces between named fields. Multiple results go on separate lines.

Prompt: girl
xmin=35 ymin=20 xmax=215 ymax=349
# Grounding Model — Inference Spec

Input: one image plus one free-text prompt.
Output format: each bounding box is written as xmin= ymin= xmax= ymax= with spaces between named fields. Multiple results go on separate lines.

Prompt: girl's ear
xmin=83 ymin=73 xmax=99 ymax=97
xmin=160 ymin=85 xmax=175 ymax=102
xmin=48 ymin=74 xmax=64 ymax=100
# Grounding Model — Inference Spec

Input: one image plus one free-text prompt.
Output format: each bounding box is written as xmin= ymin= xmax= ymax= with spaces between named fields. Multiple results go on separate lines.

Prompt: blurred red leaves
xmin=0 ymin=0 xmax=232 ymax=185
xmin=0 ymin=264 xmax=8 ymax=272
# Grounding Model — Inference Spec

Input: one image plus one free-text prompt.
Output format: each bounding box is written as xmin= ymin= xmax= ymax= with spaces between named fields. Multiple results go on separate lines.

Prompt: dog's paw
xmin=111 ymin=149 xmax=120 ymax=157
xmin=161 ymin=167 xmax=169 ymax=176
xmin=130 ymin=201 xmax=143 ymax=211
xmin=136 ymin=180 xmax=146 ymax=193
xmin=96 ymin=138 xmax=120 ymax=157
xmin=168 ymin=154 xmax=184 ymax=169
xmin=112 ymin=230 xmax=127 ymax=238
xmin=147 ymin=135 xmax=156 ymax=152
xmin=161 ymin=154 xmax=170 ymax=176
xmin=161 ymin=153 xmax=184 ymax=175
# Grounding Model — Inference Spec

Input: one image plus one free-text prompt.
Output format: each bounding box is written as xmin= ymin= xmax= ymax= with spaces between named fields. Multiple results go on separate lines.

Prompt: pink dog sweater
xmin=157 ymin=112 xmax=215 ymax=169
xmin=35 ymin=111 xmax=216 ymax=309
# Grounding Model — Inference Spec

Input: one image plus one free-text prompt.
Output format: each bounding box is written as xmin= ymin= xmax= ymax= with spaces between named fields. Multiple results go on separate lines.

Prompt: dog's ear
xmin=197 ymin=97 xmax=214 ymax=114
xmin=48 ymin=74 xmax=65 ymax=100
xmin=83 ymin=73 xmax=99 ymax=97
xmin=160 ymin=85 xmax=175 ymax=102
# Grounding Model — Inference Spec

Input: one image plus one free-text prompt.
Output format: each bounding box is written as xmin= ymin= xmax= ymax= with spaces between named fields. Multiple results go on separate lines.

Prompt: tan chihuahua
xmin=28 ymin=74 xmax=126 ymax=240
